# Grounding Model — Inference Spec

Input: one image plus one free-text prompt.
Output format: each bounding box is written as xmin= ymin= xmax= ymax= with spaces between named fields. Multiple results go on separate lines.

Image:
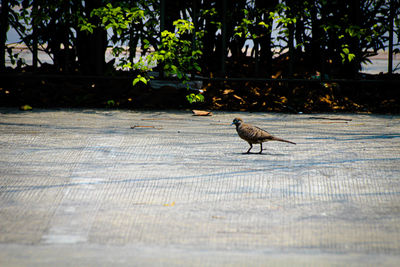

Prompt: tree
xmin=0 ymin=0 xmax=10 ymax=71
xmin=76 ymin=0 xmax=108 ymax=75
xmin=3 ymin=0 xmax=398 ymax=78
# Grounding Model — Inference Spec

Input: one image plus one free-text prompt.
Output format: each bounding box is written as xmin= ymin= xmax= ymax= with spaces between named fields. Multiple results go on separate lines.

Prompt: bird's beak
xmin=231 ymin=122 xmax=234 ymax=125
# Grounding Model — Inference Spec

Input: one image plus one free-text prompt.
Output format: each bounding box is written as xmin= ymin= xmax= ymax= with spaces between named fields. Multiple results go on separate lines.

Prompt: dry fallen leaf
xmin=192 ymin=110 xmax=212 ymax=116
xmin=232 ymin=94 xmax=245 ymax=104
xmin=223 ymin=89 xmax=234 ymax=95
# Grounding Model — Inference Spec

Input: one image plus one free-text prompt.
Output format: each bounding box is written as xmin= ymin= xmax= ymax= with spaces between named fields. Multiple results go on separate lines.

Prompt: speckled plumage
xmin=232 ymin=117 xmax=296 ymax=154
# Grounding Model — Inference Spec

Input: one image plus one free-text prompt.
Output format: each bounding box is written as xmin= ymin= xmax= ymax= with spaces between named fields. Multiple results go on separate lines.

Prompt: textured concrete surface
xmin=0 ymin=108 xmax=399 ymax=266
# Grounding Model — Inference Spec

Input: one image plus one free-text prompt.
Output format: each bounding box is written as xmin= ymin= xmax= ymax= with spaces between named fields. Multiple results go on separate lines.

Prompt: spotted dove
xmin=232 ymin=117 xmax=296 ymax=154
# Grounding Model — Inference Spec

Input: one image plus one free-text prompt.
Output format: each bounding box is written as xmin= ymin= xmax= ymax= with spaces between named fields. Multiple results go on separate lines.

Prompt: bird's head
xmin=231 ymin=117 xmax=243 ymax=126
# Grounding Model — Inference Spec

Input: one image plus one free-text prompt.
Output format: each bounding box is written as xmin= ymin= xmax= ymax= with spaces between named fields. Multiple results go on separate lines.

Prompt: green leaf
xmin=348 ymin=53 xmax=356 ymax=62
xmin=133 ymin=75 xmax=147 ymax=86
xmin=122 ymin=62 xmax=132 ymax=69
xmin=192 ymin=50 xmax=202 ymax=56
xmin=132 ymin=78 xmax=140 ymax=86
xmin=258 ymin=21 xmax=269 ymax=28
xmin=139 ymin=76 xmax=147 ymax=84
xmin=170 ymin=65 xmax=178 ymax=73
xmin=107 ymin=100 xmax=115 ymax=107
xmin=186 ymin=93 xmax=204 ymax=104
xmin=340 ymin=53 xmax=346 ymax=63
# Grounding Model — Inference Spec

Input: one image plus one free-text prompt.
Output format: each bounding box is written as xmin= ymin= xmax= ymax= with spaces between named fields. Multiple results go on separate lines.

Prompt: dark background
xmin=1 ymin=0 xmax=399 ymax=113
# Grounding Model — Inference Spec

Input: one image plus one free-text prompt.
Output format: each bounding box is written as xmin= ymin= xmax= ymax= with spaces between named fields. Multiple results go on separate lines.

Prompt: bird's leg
xmin=246 ymin=143 xmax=253 ymax=154
xmin=259 ymin=143 xmax=263 ymax=154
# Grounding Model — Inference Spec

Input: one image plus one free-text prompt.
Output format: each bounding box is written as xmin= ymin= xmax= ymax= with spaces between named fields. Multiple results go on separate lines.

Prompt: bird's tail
xmin=273 ymin=137 xmax=296 ymax=145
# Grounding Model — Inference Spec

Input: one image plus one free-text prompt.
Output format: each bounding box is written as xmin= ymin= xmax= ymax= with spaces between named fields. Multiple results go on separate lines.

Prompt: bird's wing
xmin=253 ymin=126 xmax=275 ymax=141
xmin=239 ymin=124 xmax=274 ymax=142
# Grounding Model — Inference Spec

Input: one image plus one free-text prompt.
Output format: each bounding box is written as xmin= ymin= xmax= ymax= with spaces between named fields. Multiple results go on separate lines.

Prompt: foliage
xmin=138 ymin=19 xmax=204 ymax=103
xmin=3 ymin=0 xmax=399 ymax=86
xmin=82 ymin=1 xmax=204 ymax=103
xmin=79 ymin=2 xmax=150 ymax=69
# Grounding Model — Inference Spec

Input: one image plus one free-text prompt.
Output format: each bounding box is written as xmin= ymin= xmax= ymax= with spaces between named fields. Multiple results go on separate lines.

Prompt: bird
xmin=231 ymin=117 xmax=296 ymax=154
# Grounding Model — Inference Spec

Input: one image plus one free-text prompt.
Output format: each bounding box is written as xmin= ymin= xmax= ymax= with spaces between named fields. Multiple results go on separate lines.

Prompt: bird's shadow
xmin=234 ymin=151 xmax=289 ymax=156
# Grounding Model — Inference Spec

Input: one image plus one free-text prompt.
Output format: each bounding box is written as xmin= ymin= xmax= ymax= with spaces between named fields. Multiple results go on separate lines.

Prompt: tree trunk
xmin=310 ymin=2 xmax=323 ymax=73
xmin=164 ymin=0 xmax=183 ymax=32
xmin=76 ymin=0 xmax=107 ymax=75
xmin=0 ymin=0 xmax=10 ymax=71
xmin=350 ymin=0 xmax=361 ymax=75
xmin=201 ymin=1 xmax=219 ymax=73
xmin=255 ymin=0 xmax=277 ymax=77
xmin=32 ymin=1 xmax=38 ymax=71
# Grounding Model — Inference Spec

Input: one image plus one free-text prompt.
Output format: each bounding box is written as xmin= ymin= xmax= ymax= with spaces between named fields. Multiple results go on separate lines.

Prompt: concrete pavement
xmin=0 ymin=108 xmax=399 ymax=266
